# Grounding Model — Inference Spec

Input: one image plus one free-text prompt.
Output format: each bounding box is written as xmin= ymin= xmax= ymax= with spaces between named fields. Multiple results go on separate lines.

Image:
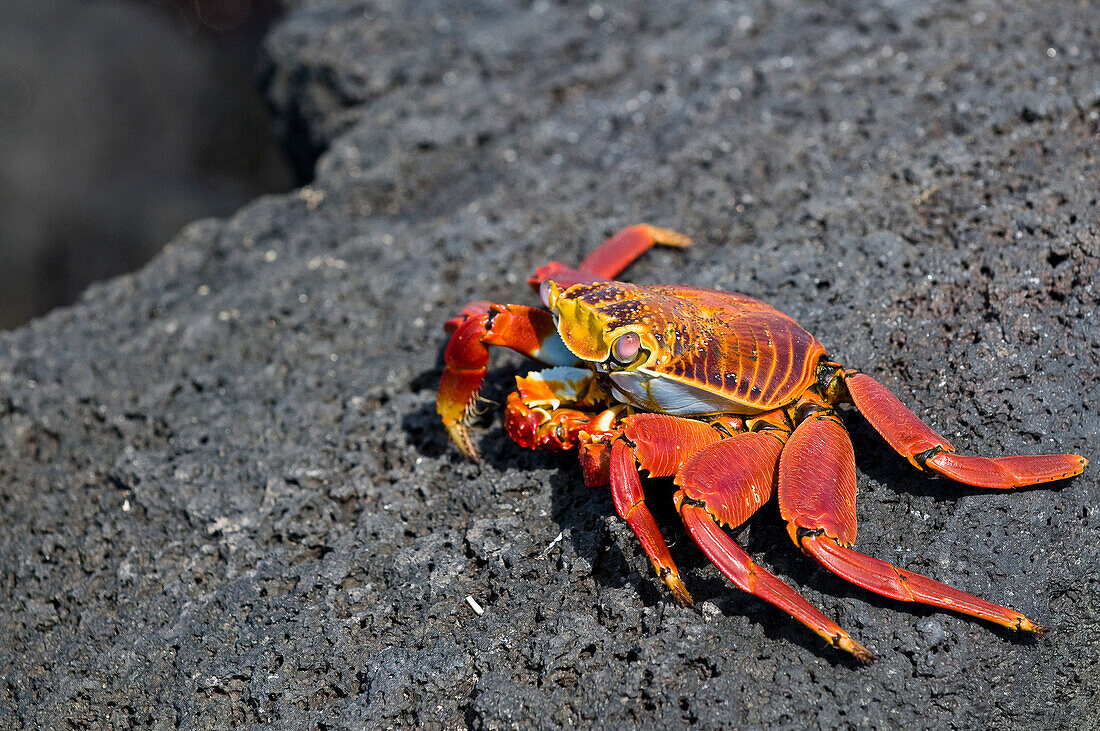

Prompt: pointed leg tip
xmin=656 ymin=563 xmax=694 ymax=607
xmin=1017 ymin=616 xmax=1049 ymax=635
xmin=445 ymin=421 xmax=480 ymax=462
xmin=852 ymin=646 xmax=878 ymax=665
xmin=649 ymin=226 xmax=693 ymax=248
xmin=666 ymin=578 xmax=695 ymax=608
xmin=837 ymin=636 xmax=876 ymax=664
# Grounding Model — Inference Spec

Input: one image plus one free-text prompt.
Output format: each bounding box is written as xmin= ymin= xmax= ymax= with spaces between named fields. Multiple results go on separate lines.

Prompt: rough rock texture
xmin=2 ymin=1 xmax=1098 ymax=728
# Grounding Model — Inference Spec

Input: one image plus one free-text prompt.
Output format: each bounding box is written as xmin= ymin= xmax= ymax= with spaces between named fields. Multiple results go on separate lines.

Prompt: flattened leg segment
xmin=671 ymin=431 xmax=873 ymax=662
xmin=779 ymin=408 xmax=1045 ymax=633
xmin=610 ymin=439 xmax=694 ymax=606
xmin=843 ymin=371 xmax=1087 ymax=488
xmin=842 ymin=372 xmax=950 ymax=464
xmin=777 ymin=413 xmax=858 ymax=547
xmin=622 ymin=413 xmax=725 ymax=478
xmin=675 ymin=432 xmax=785 ymax=528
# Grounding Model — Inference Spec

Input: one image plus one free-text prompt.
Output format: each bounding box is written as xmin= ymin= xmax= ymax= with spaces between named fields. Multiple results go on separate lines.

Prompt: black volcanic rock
xmin=2 ymin=1 xmax=1098 ymax=728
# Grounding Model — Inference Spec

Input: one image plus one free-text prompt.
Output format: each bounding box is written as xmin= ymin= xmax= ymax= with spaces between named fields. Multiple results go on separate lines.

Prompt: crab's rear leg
xmin=438 ymin=304 xmax=578 ymax=460
xmin=528 ymin=224 xmax=692 ymax=290
xmin=778 ymin=408 xmax=1046 ymax=634
xmin=673 ymin=428 xmax=874 ymax=662
xmin=841 ymin=371 xmax=1087 ymax=488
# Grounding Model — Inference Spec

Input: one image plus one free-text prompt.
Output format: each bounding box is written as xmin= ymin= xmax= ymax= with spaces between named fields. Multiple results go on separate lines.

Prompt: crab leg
xmin=671 ymin=431 xmax=875 ymax=662
xmin=443 ymin=300 xmax=493 ymax=335
xmin=527 ymin=225 xmax=692 ymax=290
xmin=610 ymin=439 xmax=695 ymax=606
xmin=438 ymin=304 xmax=577 ymax=459
xmin=843 ymin=371 xmax=1087 ymax=488
xmin=778 ymin=410 xmax=1045 ymax=633
xmin=605 ymin=414 xmax=731 ymax=607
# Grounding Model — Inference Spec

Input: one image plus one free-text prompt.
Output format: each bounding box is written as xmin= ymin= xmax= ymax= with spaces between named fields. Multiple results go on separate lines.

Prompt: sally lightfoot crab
xmin=436 ymin=225 xmax=1087 ymax=661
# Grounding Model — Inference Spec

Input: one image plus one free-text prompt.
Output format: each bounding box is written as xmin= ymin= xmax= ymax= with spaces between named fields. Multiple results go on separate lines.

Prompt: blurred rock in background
xmin=0 ymin=0 xmax=293 ymax=330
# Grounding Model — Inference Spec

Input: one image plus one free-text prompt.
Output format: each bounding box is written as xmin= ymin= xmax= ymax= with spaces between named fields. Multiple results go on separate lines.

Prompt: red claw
xmin=443 ymin=301 xmax=493 ymax=335
xmin=504 ymin=391 xmax=593 ymax=452
xmin=437 ymin=304 xmax=563 ymax=460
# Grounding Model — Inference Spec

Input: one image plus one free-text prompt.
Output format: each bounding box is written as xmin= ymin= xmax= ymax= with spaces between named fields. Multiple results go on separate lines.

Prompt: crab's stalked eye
xmin=539 ymin=280 xmax=554 ymax=308
xmin=613 ymin=332 xmax=641 ymax=363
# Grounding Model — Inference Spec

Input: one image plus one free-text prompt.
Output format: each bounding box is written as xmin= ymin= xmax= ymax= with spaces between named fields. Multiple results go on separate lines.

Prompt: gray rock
xmin=2 ymin=1 xmax=1097 ymax=728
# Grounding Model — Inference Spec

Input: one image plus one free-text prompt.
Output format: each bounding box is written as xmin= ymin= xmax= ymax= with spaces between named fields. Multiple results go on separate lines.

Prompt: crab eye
xmin=539 ymin=280 xmax=553 ymax=308
xmin=613 ymin=332 xmax=641 ymax=363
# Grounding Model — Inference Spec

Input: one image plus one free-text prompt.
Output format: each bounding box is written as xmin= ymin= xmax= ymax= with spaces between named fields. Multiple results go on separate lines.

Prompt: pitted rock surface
xmin=2 ymin=1 xmax=1098 ymax=728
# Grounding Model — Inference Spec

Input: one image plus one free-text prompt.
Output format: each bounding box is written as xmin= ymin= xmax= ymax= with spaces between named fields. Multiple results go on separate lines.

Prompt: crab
xmin=436 ymin=225 xmax=1087 ymax=661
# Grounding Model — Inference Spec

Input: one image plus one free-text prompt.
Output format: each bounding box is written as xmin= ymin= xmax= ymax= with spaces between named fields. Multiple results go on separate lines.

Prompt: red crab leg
xmin=527 ymin=224 xmax=692 ymax=290
xmin=778 ymin=410 xmax=1045 ymax=633
xmin=672 ymin=432 xmax=874 ymax=662
xmin=843 ymin=371 xmax=1087 ymax=488
xmin=605 ymin=414 xmax=730 ymax=607
xmin=621 ymin=413 xmax=726 ymax=477
xmin=610 ymin=439 xmax=694 ymax=606
xmin=579 ymin=442 xmax=613 ymax=488
xmin=443 ymin=301 xmax=493 ymax=335
xmin=438 ymin=304 xmax=576 ymax=460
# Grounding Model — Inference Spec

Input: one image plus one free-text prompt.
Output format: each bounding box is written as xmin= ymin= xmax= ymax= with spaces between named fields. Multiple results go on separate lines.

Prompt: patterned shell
xmin=551 ymin=282 xmax=827 ymax=412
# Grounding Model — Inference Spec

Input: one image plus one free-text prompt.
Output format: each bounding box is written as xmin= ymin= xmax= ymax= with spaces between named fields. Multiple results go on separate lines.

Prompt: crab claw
xmin=438 ymin=315 xmax=491 ymax=460
xmin=437 ymin=303 xmax=577 ymax=460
